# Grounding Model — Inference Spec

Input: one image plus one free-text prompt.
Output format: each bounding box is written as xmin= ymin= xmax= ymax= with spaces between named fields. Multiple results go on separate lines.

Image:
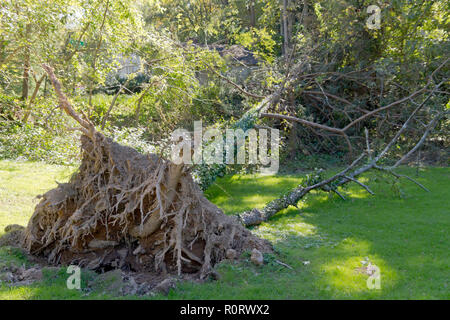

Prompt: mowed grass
xmin=0 ymin=160 xmax=75 ymax=236
xmin=0 ymin=160 xmax=448 ymax=299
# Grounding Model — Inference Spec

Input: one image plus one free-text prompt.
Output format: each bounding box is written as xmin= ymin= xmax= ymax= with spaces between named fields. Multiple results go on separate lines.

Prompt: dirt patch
xmin=88 ymin=269 xmax=180 ymax=296
xmin=0 ymin=245 xmax=183 ymax=296
xmin=0 ymin=263 xmax=47 ymax=287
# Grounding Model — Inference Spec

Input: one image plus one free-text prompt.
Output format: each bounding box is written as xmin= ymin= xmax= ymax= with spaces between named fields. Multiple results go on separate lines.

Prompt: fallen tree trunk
xmin=237 ymin=86 xmax=446 ymax=226
xmin=21 ymin=64 xmax=271 ymax=279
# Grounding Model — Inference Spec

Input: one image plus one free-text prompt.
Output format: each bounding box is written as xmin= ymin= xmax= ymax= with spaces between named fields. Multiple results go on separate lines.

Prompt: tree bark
xmin=21 ymin=24 xmax=31 ymax=101
xmin=282 ymin=0 xmax=289 ymax=56
xmin=22 ymin=74 xmax=45 ymax=123
xmin=249 ymin=0 xmax=256 ymax=27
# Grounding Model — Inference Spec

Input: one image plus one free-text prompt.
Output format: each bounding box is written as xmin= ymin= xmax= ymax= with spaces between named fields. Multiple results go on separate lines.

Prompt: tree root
xmin=20 ymin=65 xmax=272 ymax=279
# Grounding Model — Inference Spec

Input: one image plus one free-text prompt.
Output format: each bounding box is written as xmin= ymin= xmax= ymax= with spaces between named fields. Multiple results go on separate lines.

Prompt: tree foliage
xmin=0 ymin=0 xmax=448 ymax=169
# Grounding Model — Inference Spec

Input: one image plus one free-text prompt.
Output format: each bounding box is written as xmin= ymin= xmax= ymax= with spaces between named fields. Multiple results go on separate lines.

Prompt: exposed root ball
xmin=22 ymin=132 xmax=271 ymax=278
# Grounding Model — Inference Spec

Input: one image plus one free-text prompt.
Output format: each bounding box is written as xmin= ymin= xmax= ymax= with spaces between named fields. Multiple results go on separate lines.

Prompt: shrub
xmin=105 ymin=126 xmax=156 ymax=155
xmin=0 ymin=99 xmax=81 ymax=165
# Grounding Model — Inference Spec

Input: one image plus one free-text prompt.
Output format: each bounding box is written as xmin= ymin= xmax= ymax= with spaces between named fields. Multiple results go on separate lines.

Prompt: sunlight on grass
xmin=0 ymin=160 xmax=75 ymax=236
xmin=342 ymin=187 xmax=373 ymax=199
xmin=253 ymin=210 xmax=316 ymax=243
xmin=205 ymin=174 xmax=304 ymax=214
xmin=0 ymin=285 xmax=37 ymax=300
xmin=317 ymin=238 xmax=397 ymax=296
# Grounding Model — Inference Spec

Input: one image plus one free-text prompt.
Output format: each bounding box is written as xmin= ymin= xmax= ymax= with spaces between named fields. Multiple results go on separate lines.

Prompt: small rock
xmin=137 ymin=283 xmax=152 ymax=296
xmin=21 ymin=267 xmax=43 ymax=282
xmin=226 ymin=248 xmax=237 ymax=260
xmin=117 ymin=249 xmax=128 ymax=259
xmin=117 ymin=249 xmax=129 ymax=268
xmin=88 ymin=239 xmax=118 ymax=249
xmin=250 ymin=248 xmax=264 ymax=266
xmin=122 ymin=275 xmax=138 ymax=295
xmin=154 ymin=278 xmax=176 ymax=295
xmin=133 ymin=245 xmax=144 ymax=255
xmin=91 ymin=270 xmax=124 ymax=296
xmin=209 ymin=270 xmax=221 ymax=280
xmin=16 ymin=266 xmax=26 ymax=280
xmin=10 ymin=280 xmax=33 ymax=287
xmin=4 ymin=224 xmax=25 ymax=233
xmin=0 ymin=229 xmax=24 ymax=247
xmin=0 ymin=272 xmax=14 ymax=283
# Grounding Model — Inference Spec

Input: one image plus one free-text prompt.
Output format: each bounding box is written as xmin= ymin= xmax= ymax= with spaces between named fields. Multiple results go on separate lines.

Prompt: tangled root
xmin=22 ymin=132 xmax=271 ymax=278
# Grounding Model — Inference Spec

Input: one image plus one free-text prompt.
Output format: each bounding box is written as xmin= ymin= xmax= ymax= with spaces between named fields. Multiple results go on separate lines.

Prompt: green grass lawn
xmin=0 ymin=160 xmax=449 ymax=299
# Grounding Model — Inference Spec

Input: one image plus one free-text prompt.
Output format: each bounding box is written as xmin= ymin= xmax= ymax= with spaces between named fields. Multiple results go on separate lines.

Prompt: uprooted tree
xmin=21 ymin=64 xmax=272 ymax=279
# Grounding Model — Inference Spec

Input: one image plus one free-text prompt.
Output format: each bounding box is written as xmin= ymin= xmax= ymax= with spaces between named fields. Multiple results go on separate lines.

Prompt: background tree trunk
xmin=21 ymin=24 xmax=31 ymax=101
xmin=282 ymin=0 xmax=289 ymax=55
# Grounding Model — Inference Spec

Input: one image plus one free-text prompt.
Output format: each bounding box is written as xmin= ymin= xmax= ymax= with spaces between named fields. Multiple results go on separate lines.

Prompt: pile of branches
xmin=21 ymin=65 xmax=271 ymax=278
xmin=238 ymin=59 xmax=450 ymax=226
xmin=211 ymin=42 xmax=449 ymax=159
xmin=210 ymin=56 xmax=449 ymax=226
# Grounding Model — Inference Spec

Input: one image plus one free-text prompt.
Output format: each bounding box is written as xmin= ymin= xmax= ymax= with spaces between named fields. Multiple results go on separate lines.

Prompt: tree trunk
xmin=249 ymin=0 xmax=256 ymax=27
xmin=21 ymin=24 xmax=31 ymax=101
xmin=282 ymin=0 xmax=289 ymax=55
xmin=22 ymin=74 xmax=45 ymax=123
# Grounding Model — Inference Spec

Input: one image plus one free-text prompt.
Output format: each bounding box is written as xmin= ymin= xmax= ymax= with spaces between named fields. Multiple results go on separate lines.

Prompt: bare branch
xmin=208 ymin=66 xmax=266 ymax=99
xmin=374 ymin=165 xmax=430 ymax=192
xmin=261 ymin=112 xmax=343 ymax=134
xmin=42 ymin=64 xmax=95 ymax=136
xmin=238 ymin=79 xmax=445 ymax=227
xmin=392 ymin=111 xmax=447 ymax=168
xmin=343 ymin=175 xmax=375 ymax=195
xmin=101 ymin=78 xmax=131 ymax=130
